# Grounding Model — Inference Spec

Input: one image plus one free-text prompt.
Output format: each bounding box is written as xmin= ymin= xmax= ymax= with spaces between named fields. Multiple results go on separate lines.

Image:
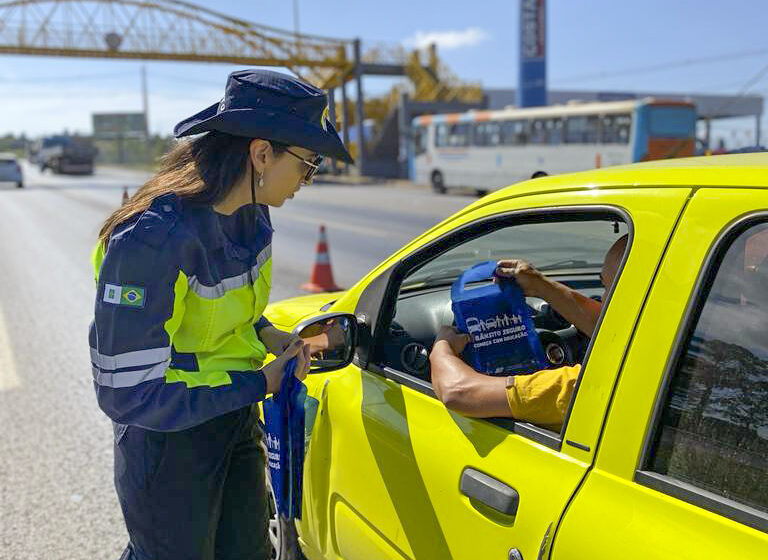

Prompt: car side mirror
xmin=293 ymin=312 xmax=358 ymax=373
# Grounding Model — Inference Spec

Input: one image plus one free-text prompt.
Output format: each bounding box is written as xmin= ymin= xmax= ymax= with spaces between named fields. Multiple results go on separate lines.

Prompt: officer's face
xmin=260 ymin=146 xmax=319 ymax=207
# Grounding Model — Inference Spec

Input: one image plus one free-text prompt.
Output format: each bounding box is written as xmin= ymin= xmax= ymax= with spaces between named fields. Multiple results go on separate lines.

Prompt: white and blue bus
xmin=410 ymin=98 xmax=697 ymax=193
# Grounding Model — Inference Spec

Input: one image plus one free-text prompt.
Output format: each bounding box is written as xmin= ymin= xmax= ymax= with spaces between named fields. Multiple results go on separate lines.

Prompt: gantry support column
xmin=353 ymin=38 xmax=366 ymax=176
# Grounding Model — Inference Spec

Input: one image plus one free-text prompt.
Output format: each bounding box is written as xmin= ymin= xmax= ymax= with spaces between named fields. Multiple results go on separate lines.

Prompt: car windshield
xmin=401 ymin=219 xmax=626 ymax=290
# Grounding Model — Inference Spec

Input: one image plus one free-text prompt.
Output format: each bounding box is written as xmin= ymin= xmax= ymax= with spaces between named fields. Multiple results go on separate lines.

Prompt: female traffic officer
xmin=88 ymin=69 xmax=353 ymax=560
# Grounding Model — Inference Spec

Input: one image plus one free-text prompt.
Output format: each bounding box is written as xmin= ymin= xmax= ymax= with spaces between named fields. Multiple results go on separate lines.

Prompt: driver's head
xmin=600 ymin=234 xmax=628 ymax=289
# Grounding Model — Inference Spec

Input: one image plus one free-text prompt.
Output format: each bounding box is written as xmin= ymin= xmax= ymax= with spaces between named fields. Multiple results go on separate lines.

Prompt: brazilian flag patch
xmin=103 ymin=283 xmax=146 ymax=308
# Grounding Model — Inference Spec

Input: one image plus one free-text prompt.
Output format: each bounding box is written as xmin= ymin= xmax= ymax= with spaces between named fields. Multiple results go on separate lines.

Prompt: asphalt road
xmin=0 ymin=162 xmax=470 ymax=559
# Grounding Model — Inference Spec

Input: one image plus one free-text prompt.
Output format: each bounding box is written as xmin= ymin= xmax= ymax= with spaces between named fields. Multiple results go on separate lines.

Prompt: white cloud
xmin=403 ymin=27 xmax=490 ymax=51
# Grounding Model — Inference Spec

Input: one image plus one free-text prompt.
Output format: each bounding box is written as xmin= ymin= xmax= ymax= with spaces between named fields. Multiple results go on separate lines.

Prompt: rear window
xmin=648 ymin=106 xmax=696 ymax=138
xmin=645 ymin=220 xmax=768 ymax=518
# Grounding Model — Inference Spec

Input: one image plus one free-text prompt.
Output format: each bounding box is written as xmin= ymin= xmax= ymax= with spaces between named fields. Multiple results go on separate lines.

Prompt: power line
xmin=702 ymin=61 xmax=768 ymax=137
xmin=553 ymin=47 xmax=768 ymax=85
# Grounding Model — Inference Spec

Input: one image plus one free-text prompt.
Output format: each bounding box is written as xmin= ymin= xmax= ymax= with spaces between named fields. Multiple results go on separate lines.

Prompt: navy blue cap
xmin=174 ymin=69 xmax=353 ymax=164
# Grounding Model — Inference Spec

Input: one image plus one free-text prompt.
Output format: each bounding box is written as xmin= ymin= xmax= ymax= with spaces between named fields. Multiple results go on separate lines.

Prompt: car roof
xmin=486 ymin=153 xmax=768 ymax=205
xmin=0 ymin=152 xmax=18 ymax=160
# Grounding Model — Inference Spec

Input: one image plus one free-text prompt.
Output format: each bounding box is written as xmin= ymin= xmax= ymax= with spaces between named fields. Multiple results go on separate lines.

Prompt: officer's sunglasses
xmin=284 ymin=148 xmax=324 ymax=184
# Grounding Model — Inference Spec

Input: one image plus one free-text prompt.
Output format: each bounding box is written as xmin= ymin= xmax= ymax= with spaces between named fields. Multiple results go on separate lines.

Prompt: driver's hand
xmin=434 ymin=326 xmax=471 ymax=356
xmin=495 ymin=259 xmax=546 ymax=297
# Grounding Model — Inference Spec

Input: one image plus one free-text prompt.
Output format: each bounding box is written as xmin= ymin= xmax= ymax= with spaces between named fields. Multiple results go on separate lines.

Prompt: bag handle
xmin=451 ymin=260 xmax=497 ymax=300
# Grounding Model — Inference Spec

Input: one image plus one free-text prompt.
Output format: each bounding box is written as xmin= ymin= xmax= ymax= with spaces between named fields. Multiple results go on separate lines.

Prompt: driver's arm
xmin=430 ymin=327 xmax=581 ymax=430
xmin=496 ymin=260 xmax=602 ymax=336
xmin=430 ymin=332 xmax=511 ymax=417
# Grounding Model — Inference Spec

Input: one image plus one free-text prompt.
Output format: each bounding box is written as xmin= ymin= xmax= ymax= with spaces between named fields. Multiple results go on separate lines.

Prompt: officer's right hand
xmin=263 ymin=340 xmax=311 ymax=393
xmin=495 ymin=259 xmax=547 ymax=297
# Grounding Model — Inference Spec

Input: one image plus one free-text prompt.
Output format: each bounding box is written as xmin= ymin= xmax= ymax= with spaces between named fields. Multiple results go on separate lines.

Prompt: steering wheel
xmin=529 ymin=300 xmax=589 ymax=367
xmin=536 ymin=325 xmax=587 ymax=368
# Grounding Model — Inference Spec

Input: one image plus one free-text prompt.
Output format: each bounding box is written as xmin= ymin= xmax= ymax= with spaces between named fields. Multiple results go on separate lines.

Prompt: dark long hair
xmin=98 ymin=131 xmax=286 ymax=246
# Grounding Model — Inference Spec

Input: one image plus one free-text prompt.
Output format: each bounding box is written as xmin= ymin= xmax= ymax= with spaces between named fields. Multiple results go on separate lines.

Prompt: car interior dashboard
xmin=380 ymin=274 xmax=604 ymax=380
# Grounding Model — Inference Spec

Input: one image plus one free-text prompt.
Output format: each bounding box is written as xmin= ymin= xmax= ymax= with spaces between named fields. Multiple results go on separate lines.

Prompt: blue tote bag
xmin=451 ymin=261 xmax=547 ymax=376
xmin=263 ymin=357 xmax=307 ymax=520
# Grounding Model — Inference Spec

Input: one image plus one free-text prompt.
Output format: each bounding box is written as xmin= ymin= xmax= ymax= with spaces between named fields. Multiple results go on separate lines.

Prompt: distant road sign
xmin=92 ymin=112 xmax=147 ymax=139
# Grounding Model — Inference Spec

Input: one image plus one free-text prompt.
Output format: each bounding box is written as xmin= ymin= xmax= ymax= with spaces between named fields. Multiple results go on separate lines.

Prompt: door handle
xmin=460 ymin=468 xmax=519 ymax=516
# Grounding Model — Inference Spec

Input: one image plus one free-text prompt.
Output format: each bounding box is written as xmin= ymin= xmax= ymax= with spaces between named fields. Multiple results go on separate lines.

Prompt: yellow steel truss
xmin=0 ymin=0 xmax=352 ymax=85
xmin=0 ymin=0 xmax=482 ymax=104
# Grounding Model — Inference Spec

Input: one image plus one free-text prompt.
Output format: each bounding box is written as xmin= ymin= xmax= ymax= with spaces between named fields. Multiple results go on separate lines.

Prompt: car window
xmin=645 ymin=221 xmax=768 ymax=515
xmin=376 ymin=212 xmax=630 ymax=436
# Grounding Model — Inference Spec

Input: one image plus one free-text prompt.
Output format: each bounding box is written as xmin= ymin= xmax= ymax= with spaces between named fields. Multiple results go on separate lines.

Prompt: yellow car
xmin=265 ymin=153 xmax=768 ymax=560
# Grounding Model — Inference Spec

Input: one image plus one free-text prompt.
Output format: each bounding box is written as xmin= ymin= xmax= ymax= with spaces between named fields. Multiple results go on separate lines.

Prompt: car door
xmin=298 ymin=187 xmax=692 ymax=560
xmin=551 ymin=187 xmax=768 ymax=559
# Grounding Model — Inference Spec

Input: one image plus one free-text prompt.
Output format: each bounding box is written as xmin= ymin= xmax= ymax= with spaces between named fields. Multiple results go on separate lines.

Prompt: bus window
xmin=647 ymin=106 xmax=696 ymax=138
xmin=601 ymin=114 xmax=632 ymax=144
xmin=565 ymin=115 xmax=599 ymax=143
xmin=548 ymin=118 xmax=563 ymax=145
xmin=530 ymin=119 xmax=547 ymax=144
xmin=413 ymin=126 xmax=428 ymax=155
xmin=436 ymin=123 xmax=470 ymax=148
xmin=531 ymin=119 xmax=563 ymax=145
xmin=436 ymin=123 xmax=449 ymax=148
xmin=473 ymin=122 xmax=501 ymax=147
xmin=501 ymin=120 xmax=528 ymax=145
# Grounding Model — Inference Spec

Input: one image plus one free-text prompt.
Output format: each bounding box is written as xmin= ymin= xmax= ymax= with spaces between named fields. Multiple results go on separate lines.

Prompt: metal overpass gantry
xmin=0 ymin=0 xmax=483 ymax=174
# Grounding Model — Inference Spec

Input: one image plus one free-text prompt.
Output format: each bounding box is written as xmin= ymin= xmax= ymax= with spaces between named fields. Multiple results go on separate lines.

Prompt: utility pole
xmin=293 ymin=0 xmax=300 ymax=57
xmin=353 ymin=38 xmax=365 ymax=175
xmin=141 ymin=65 xmax=149 ymax=137
xmin=141 ymin=65 xmax=150 ymax=163
xmin=293 ymin=0 xmax=300 ymax=36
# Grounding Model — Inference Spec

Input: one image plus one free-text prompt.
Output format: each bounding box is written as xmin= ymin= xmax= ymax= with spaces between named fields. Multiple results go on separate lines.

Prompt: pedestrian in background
xmin=89 ymin=69 xmax=353 ymax=560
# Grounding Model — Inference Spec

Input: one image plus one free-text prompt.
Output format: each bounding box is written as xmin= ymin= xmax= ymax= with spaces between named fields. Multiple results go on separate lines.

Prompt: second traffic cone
xmin=301 ymin=225 xmax=342 ymax=293
xmin=122 ymin=186 xmax=129 ymax=204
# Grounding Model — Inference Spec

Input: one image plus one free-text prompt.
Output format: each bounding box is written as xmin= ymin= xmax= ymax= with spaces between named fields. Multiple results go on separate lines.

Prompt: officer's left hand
xmin=259 ymin=325 xmax=302 ymax=356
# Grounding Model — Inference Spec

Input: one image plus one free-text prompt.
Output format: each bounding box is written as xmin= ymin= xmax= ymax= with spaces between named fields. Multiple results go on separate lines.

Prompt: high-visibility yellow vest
xmin=89 ymin=193 xmax=274 ymax=431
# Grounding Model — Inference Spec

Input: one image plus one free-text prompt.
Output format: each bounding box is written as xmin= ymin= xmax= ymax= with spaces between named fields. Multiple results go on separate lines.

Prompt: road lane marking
xmin=0 ymin=300 xmax=20 ymax=391
xmin=281 ymin=211 xmax=405 ymax=239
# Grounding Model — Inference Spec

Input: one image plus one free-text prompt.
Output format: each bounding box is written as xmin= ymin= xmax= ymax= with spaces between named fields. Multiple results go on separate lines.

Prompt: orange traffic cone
xmin=301 ymin=225 xmax=342 ymax=293
xmin=122 ymin=186 xmax=129 ymax=204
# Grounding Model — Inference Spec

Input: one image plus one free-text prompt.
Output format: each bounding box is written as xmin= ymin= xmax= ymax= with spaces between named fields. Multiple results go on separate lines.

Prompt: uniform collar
xmin=189 ymin=201 xmax=272 ymax=260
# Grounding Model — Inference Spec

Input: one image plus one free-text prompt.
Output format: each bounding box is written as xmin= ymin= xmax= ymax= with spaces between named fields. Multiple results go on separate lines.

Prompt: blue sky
xmin=0 ymin=0 xmax=766 ymax=146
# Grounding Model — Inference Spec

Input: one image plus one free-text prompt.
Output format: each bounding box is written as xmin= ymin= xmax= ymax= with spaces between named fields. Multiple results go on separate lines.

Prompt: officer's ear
xmin=249 ymin=139 xmax=272 ymax=174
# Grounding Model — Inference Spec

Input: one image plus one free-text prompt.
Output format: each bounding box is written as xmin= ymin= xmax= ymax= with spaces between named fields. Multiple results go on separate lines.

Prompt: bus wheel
xmin=431 ymin=171 xmax=446 ymax=194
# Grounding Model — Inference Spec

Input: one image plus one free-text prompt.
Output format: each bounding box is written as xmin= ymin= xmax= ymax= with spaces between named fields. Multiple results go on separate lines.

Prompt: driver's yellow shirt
xmin=505 ymin=365 xmax=581 ymax=431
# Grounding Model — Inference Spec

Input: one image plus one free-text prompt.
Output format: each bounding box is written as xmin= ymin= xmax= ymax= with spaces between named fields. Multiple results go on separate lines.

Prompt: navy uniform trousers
xmin=114 ymin=405 xmax=271 ymax=560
